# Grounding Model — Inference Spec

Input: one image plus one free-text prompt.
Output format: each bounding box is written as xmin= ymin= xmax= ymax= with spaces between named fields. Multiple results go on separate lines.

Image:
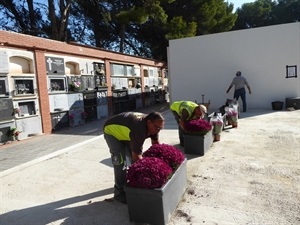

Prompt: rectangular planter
xmin=124 ymin=159 xmax=187 ymax=225
xmin=184 ymin=130 xmax=213 ymax=156
xmin=285 ymin=97 xmax=300 ymax=109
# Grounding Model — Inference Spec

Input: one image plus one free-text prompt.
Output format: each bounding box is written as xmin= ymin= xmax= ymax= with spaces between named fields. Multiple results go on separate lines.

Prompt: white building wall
xmin=168 ymin=22 xmax=300 ymax=110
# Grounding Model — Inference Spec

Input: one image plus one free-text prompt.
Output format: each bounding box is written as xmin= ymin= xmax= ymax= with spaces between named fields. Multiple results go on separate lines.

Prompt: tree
xmin=0 ymin=0 xmax=73 ymax=41
xmin=164 ymin=0 xmax=237 ymax=36
xmin=232 ymin=0 xmax=299 ymax=30
xmin=0 ymin=0 xmax=241 ymax=61
xmin=0 ymin=0 xmax=44 ymax=36
xmin=272 ymin=0 xmax=300 ymax=24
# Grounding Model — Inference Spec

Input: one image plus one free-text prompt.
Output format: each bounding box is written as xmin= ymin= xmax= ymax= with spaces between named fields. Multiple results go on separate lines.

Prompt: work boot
xmin=114 ymin=191 xmax=127 ymax=204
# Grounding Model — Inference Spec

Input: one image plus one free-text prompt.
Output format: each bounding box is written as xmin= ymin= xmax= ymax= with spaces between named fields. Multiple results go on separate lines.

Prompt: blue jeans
xmin=234 ymin=88 xmax=246 ymax=111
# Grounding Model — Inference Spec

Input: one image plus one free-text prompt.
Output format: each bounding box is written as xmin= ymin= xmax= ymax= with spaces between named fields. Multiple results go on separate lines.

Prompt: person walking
xmin=103 ymin=111 xmax=165 ymax=204
xmin=170 ymin=101 xmax=207 ymax=146
xmin=226 ymin=71 xmax=252 ymax=112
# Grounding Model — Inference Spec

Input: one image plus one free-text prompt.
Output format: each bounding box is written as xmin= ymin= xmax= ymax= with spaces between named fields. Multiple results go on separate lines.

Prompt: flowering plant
xmin=210 ymin=113 xmax=223 ymax=135
xmin=69 ymin=80 xmax=81 ymax=91
xmin=225 ymin=107 xmax=238 ymax=122
xmin=126 ymin=144 xmax=185 ymax=189
xmin=6 ymin=128 xmax=21 ymax=138
xmin=73 ymin=81 xmax=81 ymax=88
xmin=126 ymin=157 xmax=172 ymax=189
xmin=212 ymin=121 xmax=223 ymax=134
xmin=81 ymin=111 xmax=88 ymax=119
xmin=51 ymin=82 xmax=61 ymax=91
xmin=184 ymin=119 xmax=212 ymax=135
xmin=14 ymin=108 xmax=21 ymax=113
xmin=143 ymin=144 xmax=184 ymax=171
xmin=14 ymin=131 xmax=21 ymax=137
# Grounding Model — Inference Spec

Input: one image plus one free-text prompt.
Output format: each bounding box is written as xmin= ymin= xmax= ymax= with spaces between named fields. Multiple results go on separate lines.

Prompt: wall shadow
xmin=0 ymin=188 xmax=134 ymax=225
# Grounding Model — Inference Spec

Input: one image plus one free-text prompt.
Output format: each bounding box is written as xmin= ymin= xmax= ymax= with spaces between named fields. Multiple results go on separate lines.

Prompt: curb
xmin=0 ymin=135 xmax=104 ymax=178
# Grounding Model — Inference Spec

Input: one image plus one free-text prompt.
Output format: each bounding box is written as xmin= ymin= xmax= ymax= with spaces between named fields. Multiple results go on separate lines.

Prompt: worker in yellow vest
xmin=103 ymin=111 xmax=165 ymax=204
xmin=170 ymin=101 xmax=207 ymax=146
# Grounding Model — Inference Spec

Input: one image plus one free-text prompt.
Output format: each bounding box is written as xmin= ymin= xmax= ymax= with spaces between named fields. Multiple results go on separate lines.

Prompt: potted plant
xmin=14 ymin=130 xmax=21 ymax=141
xmin=69 ymin=113 xmax=75 ymax=126
xmin=210 ymin=112 xmax=224 ymax=142
xmin=69 ymin=80 xmax=81 ymax=92
xmin=14 ymin=108 xmax=21 ymax=117
xmin=125 ymin=144 xmax=187 ymax=225
xmin=142 ymin=143 xmax=185 ymax=171
xmin=183 ymin=119 xmax=213 ymax=156
xmin=6 ymin=128 xmax=21 ymax=141
xmin=271 ymin=101 xmax=284 ymax=110
xmin=225 ymin=107 xmax=238 ymax=128
xmin=81 ymin=111 xmax=88 ymax=120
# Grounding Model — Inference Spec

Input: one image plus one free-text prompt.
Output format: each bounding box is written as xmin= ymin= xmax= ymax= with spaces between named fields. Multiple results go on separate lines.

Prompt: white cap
xmin=199 ymin=104 xmax=207 ymax=114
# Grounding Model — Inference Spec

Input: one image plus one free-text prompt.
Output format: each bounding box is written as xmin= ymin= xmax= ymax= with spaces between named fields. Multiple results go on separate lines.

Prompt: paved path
xmin=0 ymin=102 xmax=170 ymax=175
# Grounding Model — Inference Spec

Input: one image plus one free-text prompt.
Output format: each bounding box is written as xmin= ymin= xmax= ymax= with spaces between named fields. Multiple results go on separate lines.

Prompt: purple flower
xmin=184 ymin=119 xmax=212 ymax=135
xmin=143 ymin=144 xmax=185 ymax=171
xmin=211 ymin=120 xmax=223 ymax=125
xmin=126 ymin=157 xmax=172 ymax=189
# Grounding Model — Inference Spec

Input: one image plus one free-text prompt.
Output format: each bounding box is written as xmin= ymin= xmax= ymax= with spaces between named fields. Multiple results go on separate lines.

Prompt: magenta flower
xmin=126 ymin=157 xmax=172 ymax=189
xmin=143 ymin=144 xmax=184 ymax=171
xmin=184 ymin=119 xmax=212 ymax=135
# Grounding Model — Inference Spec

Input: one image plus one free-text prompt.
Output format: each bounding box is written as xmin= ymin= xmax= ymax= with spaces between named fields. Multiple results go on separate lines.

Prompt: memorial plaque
xmin=45 ymin=57 xmax=65 ymax=75
xmin=49 ymin=94 xmax=69 ymax=112
xmin=0 ymin=98 xmax=14 ymax=121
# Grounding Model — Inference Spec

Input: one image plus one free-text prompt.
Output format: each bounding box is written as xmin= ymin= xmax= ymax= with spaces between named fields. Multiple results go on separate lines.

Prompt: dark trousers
xmin=172 ymin=111 xmax=186 ymax=145
xmin=234 ymin=88 xmax=246 ymax=111
xmin=104 ymin=133 xmax=132 ymax=197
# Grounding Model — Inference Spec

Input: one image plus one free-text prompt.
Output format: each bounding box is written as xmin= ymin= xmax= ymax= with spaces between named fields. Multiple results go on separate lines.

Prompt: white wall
xmin=168 ymin=22 xmax=300 ymax=110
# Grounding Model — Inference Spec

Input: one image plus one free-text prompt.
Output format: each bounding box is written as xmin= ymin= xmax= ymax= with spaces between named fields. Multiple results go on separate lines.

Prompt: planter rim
xmin=184 ymin=132 xmax=211 ymax=137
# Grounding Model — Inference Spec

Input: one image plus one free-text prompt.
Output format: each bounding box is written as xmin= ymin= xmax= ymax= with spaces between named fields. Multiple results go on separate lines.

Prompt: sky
xmin=229 ymin=0 xmax=256 ymax=11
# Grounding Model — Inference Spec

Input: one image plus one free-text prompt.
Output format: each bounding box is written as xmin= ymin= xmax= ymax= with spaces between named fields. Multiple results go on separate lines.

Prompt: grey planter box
xmin=124 ymin=159 xmax=187 ymax=225
xmin=184 ymin=130 xmax=213 ymax=156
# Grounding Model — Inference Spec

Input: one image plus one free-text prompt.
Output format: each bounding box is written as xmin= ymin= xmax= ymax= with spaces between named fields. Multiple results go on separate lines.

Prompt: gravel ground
xmin=169 ymin=110 xmax=300 ymax=225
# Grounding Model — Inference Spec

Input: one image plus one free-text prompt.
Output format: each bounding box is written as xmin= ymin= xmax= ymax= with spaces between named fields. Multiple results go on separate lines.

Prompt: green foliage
xmin=6 ymin=128 xmax=16 ymax=137
xmin=232 ymin=0 xmax=299 ymax=30
xmin=1 ymin=0 xmax=296 ymax=61
xmin=165 ymin=17 xmax=197 ymax=40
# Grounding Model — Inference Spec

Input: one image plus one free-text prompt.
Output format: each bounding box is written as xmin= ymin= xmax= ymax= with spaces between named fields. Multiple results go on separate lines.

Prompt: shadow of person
xmin=0 ymin=188 xmax=133 ymax=225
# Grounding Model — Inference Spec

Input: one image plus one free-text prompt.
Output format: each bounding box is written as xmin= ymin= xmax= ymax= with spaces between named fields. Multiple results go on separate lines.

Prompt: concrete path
xmin=0 ymin=106 xmax=299 ymax=225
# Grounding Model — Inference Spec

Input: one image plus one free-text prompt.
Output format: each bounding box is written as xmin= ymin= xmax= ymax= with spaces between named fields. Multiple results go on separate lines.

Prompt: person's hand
xmin=249 ymin=90 xmax=252 ymax=94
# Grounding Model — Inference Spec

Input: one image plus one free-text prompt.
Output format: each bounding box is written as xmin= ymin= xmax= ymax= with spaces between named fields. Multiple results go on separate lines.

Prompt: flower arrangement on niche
xmin=126 ymin=144 xmax=185 ymax=189
xmin=184 ymin=119 xmax=212 ymax=135
xmin=13 ymin=108 xmax=21 ymax=117
xmin=69 ymin=80 xmax=81 ymax=91
xmin=69 ymin=114 xmax=75 ymax=125
xmin=81 ymin=111 xmax=88 ymax=119
xmin=51 ymin=82 xmax=61 ymax=91
xmin=14 ymin=131 xmax=21 ymax=137
xmin=14 ymin=108 xmax=20 ymax=114
xmin=7 ymin=128 xmax=21 ymax=140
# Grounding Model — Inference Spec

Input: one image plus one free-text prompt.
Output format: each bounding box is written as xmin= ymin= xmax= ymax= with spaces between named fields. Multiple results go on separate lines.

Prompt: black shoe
xmin=114 ymin=192 xmax=127 ymax=204
xmin=243 ymin=109 xmax=247 ymax=112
